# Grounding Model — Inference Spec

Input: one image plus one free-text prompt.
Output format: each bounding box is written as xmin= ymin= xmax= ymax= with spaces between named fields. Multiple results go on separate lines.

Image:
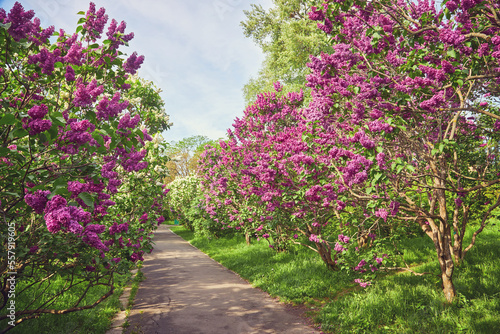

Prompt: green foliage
xmin=163 ymin=135 xmax=214 ymax=183
xmin=125 ymin=75 xmax=172 ymax=135
xmin=167 ymin=175 xmax=233 ymax=238
xmin=241 ymin=0 xmax=330 ymax=103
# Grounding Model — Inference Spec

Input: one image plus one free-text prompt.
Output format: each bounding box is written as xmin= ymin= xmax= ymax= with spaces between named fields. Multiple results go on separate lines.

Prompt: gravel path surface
xmin=122 ymin=225 xmax=321 ymax=334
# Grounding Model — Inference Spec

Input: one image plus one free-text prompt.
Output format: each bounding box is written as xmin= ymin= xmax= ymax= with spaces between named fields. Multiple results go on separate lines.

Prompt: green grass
xmin=317 ymin=227 xmax=500 ymax=333
xmin=171 ymin=225 xmax=500 ymax=334
xmin=0 ymin=272 xmax=133 ymax=334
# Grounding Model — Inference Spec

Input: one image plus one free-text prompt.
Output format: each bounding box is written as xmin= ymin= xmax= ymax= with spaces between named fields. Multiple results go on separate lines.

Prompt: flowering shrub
xmin=199 ymin=87 xmax=350 ymax=263
xmin=166 ymin=174 xmax=227 ymax=238
xmin=0 ymin=3 xmax=168 ymax=330
xmin=306 ymin=0 xmax=500 ymax=302
xmin=200 ymin=0 xmax=500 ymax=301
xmin=167 ymin=175 xmax=202 ymax=231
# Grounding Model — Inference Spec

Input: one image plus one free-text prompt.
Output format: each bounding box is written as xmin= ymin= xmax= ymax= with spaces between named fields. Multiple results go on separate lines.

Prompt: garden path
xmin=119 ymin=225 xmax=320 ymax=334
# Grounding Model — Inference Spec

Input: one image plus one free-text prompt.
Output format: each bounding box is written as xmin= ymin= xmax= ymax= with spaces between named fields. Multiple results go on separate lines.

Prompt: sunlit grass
xmin=0 ymin=273 xmax=130 ymax=334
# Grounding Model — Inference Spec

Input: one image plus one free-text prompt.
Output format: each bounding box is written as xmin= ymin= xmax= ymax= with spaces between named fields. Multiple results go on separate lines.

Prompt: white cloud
xmin=0 ymin=0 xmax=273 ymax=142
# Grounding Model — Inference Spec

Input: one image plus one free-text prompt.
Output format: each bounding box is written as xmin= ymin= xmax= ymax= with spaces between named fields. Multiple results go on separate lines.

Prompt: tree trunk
xmin=315 ymin=242 xmax=337 ymax=270
xmin=245 ymin=232 xmax=251 ymax=245
xmin=432 ymin=173 xmax=457 ymax=302
xmin=441 ymin=266 xmax=456 ymax=303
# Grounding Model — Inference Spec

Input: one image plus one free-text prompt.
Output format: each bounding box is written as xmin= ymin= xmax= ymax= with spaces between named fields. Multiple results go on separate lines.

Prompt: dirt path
xmin=122 ymin=225 xmax=321 ymax=334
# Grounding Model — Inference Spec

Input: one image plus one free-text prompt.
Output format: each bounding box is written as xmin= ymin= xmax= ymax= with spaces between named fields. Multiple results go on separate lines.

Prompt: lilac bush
xmin=0 ymin=3 xmax=169 ymax=330
xmin=199 ymin=0 xmax=500 ymax=302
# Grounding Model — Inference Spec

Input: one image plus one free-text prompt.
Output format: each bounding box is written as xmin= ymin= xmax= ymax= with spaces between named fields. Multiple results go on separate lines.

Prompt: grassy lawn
xmin=0 ymin=272 xmax=132 ymax=334
xmin=170 ymin=225 xmax=500 ymax=334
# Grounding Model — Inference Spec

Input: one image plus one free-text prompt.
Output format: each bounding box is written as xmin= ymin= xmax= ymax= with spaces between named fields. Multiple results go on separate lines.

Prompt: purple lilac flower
xmin=27 ymin=104 xmax=48 ymax=119
xmin=334 ymin=242 xmax=346 ymax=253
xmin=355 ymin=259 xmax=367 ymax=271
xmin=83 ymin=2 xmax=108 ymax=41
xmin=375 ymin=208 xmax=388 ymax=222
xmin=25 ymin=190 xmax=51 ymax=214
xmin=338 ymin=234 xmax=350 ymax=243
xmin=123 ymin=52 xmax=144 ymax=74
xmin=354 ymin=278 xmax=371 ymax=288
xmin=65 ymin=65 xmax=75 ymax=81
xmin=309 ymin=234 xmax=321 ymax=243
xmin=96 ymin=93 xmax=129 ymax=120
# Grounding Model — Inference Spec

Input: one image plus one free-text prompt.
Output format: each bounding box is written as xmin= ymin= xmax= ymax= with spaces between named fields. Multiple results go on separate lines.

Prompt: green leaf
xmin=0 ymin=114 xmax=16 ymax=125
xmin=53 ymin=177 xmax=67 ymax=188
xmin=77 ymin=17 xmax=86 ymax=24
xmin=396 ymin=164 xmax=404 ymax=174
xmin=372 ymin=172 xmax=383 ymax=185
xmin=50 ymin=114 xmax=66 ymax=126
xmin=447 ymin=50 xmax=457 ymax=58
xmin=78 ymin=192 xmax=94 ymax=208
xmin=51 ymin=187 xmax=69 ymax=197
xmin=0 ymin=22 xmax=12 ymax=30
xmin=47 ymin=126 xmax=58 ymax=140
xmin=77 ymin=11 xmax=85 ymax=15
xmin=12 ymin=128 xmax=28 ymax=138
xmin=0 ymin=147 xmax=10 ymax=155
xmin=39 ymin=133 xmax=47 ymax=143
xmin=76 ymin=25 xmax=83 ymax=34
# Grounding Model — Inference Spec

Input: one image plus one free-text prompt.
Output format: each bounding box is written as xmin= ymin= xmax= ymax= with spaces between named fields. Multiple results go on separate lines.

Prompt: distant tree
xmin=163 ymin=135 xmax=214 ymax=183
xmin=241 ymin=0 xmax=330 ymax=104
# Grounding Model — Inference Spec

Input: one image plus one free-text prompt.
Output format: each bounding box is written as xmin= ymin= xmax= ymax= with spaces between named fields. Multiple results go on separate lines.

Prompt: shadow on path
xmin=123 ymin=225 xmax=320 ymax=334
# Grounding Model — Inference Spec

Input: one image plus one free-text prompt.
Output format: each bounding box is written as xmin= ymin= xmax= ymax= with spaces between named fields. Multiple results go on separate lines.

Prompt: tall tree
xmin=241 ymin=0 xmax=330 ymax=103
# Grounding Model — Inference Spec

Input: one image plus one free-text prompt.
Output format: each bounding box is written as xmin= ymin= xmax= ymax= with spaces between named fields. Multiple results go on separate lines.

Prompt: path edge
xmin=105 ymin=268 xmax=138 ymax=334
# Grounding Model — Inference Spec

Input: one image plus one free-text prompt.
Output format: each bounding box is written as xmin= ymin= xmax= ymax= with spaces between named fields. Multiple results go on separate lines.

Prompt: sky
xmin=0 ymin=0 xmax=272 ymax=142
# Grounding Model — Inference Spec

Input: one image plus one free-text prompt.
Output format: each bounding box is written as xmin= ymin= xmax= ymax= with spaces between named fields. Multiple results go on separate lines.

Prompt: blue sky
xmin=0 ymin=0 xmax=272 ymax=142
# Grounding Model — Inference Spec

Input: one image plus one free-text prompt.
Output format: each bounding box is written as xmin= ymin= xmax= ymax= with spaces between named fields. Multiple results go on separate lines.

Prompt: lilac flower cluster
xmin=118 ymin=148 xmax=148 ymax=172
xmin=73 ymin=79 xmax=104 ymax=107
xmin=117 ymin=113 xmax=140 ymax=130
xmin=44 ymin=195 xmax=90 ymax=234
xmin=106 ymin=19 xmax=134 ymax=49
xmin=96 ymin=93 xmax=129 ymax=120
xmin=354 ymin=278 xmax=371 ymax=288
xmin=25 ymin=190 xmax=51 ymax=214
xmin=56 ymin=119 xmax=95 ymax=154
xmin=83 ymin=2 xmax=108 ymax=41
xmin=23 ymin=104 xmax=52 ymax=135
xmin=0 ymin=2 xmax=54 ymax=43
xmin=27 ymin=47 xmax=62 ymax=75
xmin=123 ymin=52 xmax=145 ymax=75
